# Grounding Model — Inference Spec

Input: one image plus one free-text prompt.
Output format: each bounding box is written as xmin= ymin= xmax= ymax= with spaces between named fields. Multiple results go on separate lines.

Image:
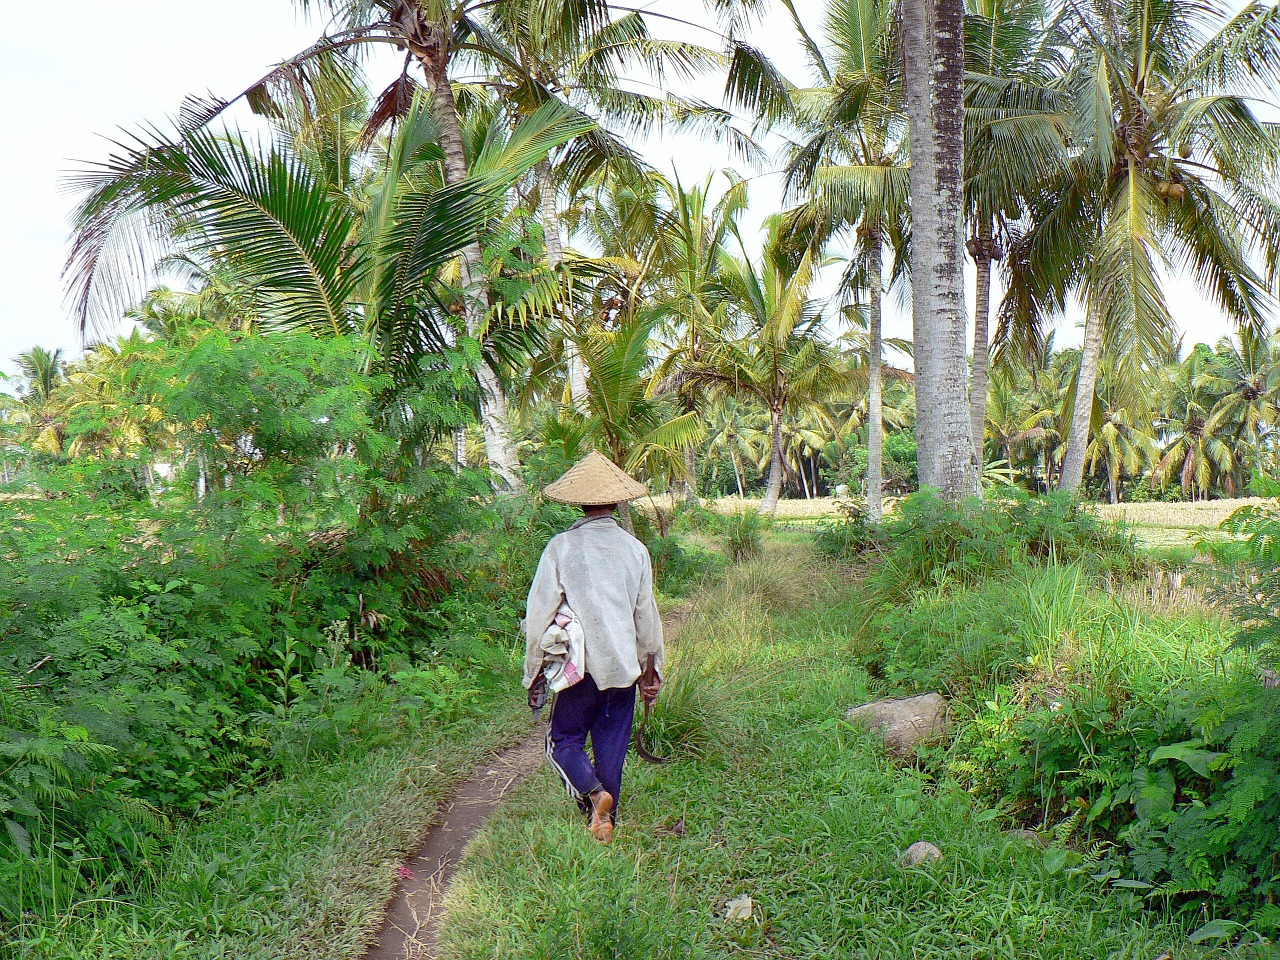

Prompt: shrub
xmin=816 ymin=499 xmax=881 ymax=558
xmin=868 ymin=548 xmax=1279 ymax=935
xmin=646 ymin=534 xmax=725 ymax=598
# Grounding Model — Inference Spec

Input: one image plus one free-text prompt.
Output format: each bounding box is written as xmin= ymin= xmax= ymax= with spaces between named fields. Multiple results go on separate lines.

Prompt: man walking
xmin=523 ymin=451 xmax=664 ymax=843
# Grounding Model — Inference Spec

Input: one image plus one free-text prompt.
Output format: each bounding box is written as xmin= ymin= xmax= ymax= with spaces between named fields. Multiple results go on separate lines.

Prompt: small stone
xmin=846 ymin=693 xmax=950 ymax=756
xmin=1003 ymin=829 xmax=1046 ymax=848
xmin=725 ymin=894 xmax=754 ymax=921
xmin=900 ymin=841 xmax=943 ymax=866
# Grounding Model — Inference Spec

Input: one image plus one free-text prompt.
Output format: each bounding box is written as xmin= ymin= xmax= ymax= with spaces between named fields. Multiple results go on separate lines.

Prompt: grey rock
xmin=900 ymin=841 xmax=943 ymax=866
xmin=1003 ymin=828 xmax=1047 ymax=847
xmin=846 ymin=693 xmax=950 ymax=755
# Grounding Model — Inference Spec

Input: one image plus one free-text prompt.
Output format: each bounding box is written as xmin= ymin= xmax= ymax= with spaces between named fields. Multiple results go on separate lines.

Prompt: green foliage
xmin=0 ymin=330 xmax=526 ymax=928
xmin=862 ymin=489 xmax=1135 ymax=616
xmin=864 ymin=515 xmax=1279 ymax=935
xmin=722 ymin=509 xmax=766 ymax=562
xmin=816 ymin=499 xmax=882 ymax=558
xmin=645 ymin=534 xmax=725 ymax=598
xmin=1217 ymin=480 xmax=1280 ymax=667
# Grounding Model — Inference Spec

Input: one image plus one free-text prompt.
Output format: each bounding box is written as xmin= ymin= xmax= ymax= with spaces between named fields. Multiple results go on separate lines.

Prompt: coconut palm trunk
xmin=536 ymin=161 xmax=588 ymax=408
xmin=969 ymin=225 xmax=993 ymax=462
xmin=902 ymin=0 xmax=980 ymax=501
xmin=1058 ymin=308 xmax=1103 ymax=493
xmin=424 ymin=45 xmax=525 ymax=494
xmin=761 ymin=406 xmax=785 ymax=515
xmin=683 ymin=445 xmax=700 ymax=504
xmin=866 ymin=238 xmax=885 ymax=523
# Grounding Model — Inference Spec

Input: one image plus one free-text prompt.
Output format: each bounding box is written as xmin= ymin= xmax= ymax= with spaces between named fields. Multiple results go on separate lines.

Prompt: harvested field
xmin=1094 ymin=497 xmax=1265 ymax=548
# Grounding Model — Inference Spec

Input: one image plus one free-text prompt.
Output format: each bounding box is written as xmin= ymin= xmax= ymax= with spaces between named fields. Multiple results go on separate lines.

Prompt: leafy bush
xmin=816 ymin=499 xmax=881 ymax=558
xmin=1217 ymin=482 xmax=1280 ymax=669
xmin=867 ymin=550 xmax=1280 ymax=935
xmin=861 ymin=489 xmax=1136 ymax=619
xmin=0 ymin=332 xmax=533 ymax=927
xmin=645 ymin=533 xmax=725 ymax=598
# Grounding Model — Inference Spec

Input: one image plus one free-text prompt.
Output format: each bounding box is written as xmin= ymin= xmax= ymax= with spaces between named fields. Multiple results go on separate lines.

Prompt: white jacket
xmin=522 ymin=516 xmax=664 ymax=691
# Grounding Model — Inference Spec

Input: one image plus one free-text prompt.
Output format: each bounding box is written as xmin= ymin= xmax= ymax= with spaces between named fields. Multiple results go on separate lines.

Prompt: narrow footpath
xmin=360 ymin=734 xmax=546 ymax=960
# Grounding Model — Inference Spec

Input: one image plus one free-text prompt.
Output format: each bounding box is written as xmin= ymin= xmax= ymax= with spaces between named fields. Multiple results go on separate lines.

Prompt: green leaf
xmin=1149 ymin=742 xmax=1226 ymax=779
xmin=1043 ymin=847 xmax=1069 ymax=874
xmin=5 ymin=819 xmax=32 ymax=858
xmin=1187 ymin=919 xmax=1245 ymax=943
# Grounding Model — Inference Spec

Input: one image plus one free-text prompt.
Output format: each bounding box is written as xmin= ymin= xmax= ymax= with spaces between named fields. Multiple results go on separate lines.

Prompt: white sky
xmin=0 ymin=0 xmax=1256 ymax=383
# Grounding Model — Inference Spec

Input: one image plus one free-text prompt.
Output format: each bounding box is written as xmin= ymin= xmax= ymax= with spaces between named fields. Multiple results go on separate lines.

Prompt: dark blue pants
xmin=546 ymin=674 xmax=636 ymax=815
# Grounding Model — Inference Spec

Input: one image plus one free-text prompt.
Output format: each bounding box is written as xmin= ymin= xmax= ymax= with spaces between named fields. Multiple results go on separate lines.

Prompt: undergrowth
xmin=856 ymin=492 xmax=1280 ymax=942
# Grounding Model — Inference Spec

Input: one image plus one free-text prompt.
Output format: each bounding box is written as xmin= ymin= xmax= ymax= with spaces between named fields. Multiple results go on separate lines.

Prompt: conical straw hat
xmin=544 ymin=450 xmax=647 ymax=505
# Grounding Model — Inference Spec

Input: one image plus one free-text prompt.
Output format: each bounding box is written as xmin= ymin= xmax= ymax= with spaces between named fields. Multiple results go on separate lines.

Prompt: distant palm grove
xmin=4 ymin=0 xmax=1280 ymax=510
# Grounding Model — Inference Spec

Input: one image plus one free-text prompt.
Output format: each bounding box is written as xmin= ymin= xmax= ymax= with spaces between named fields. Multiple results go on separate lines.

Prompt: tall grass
xmin=644 ymin=544 xmax=833 ymax=759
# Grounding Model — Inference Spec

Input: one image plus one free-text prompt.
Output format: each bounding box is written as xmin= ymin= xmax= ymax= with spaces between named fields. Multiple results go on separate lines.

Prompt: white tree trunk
xmin=969 ymin=226 xmax=993 ymax=463
xmin=683 ymin=445 xmax=700 ymax=504
xmin=536 ymin=161 xmax=588 ymax=408
xmin=1059 ymin=308 xmax=1103 ymax=493
xmin=427 ymin=52 xmax=525 ymax=494
xmin=731 ymin=449 xmax=745 ymax=498
xmin=760 ymin=408 xmax=785 ymax=515
xmin=866 ymin=239 xmax=885 ymax=523
xmin=903 ymin=0 xmax=980 ymax=501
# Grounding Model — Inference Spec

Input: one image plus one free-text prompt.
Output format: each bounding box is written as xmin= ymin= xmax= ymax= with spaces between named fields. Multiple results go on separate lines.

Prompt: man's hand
xmin=639 ymin=674 xmax=661 ymax=704
xmin=639 ymin=653 xmax=661 ymax=704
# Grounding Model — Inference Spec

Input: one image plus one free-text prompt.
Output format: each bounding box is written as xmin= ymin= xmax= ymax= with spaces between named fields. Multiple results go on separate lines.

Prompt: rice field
xmin=1095 ymin=497 xmax=1264 ymax=548
xmin=646 ymin=493 xmax=1266 ymax=546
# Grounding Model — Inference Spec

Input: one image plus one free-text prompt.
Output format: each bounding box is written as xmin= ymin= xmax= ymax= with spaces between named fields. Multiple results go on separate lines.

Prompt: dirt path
xmin=360 ymin=733 xmax=546 ymax=960
xmin=361 ymin=600 xmax=692 ymax=959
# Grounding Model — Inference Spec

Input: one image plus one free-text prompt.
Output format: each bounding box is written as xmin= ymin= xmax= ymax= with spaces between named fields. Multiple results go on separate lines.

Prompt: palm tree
xmin=1154 ymin=346 xmax=1235 ymax=498
xmin=779 ymin=0 xmax=910 ymax=522
xmin=962 ymin=0 xmax=1068 ymax=456
xmin=1081 ymin=367 xmax=1157 ymax=504
xmin=65 ymin=89 xmax=586 ymax=490
xmin=465 ymin=0 xmax=725 ymax=408
xmin=902 ymin=0 xmax=980 ymax=500
xmin=1208 ymin=329 xmax=1280 ymax=487
xmin=650 ymin=172 xmax=748 ymax=502
xmin=704 ymin=397 xmax=763 ymax=498
xmin=13 ymin=347 xmax=67 ymax=455
xmin=563 ymin=314 xmax=702 ymax=530
xmin=1003 ymin=0 xmax=1280 ymax=493
xmin=684 ymin=222 xmax=857 ymax=514
xmin=983 ymin=363 xmax=1055 ymax=484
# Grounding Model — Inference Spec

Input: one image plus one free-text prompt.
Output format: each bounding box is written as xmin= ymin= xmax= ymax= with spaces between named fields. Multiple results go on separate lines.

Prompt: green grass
xmin=10 ymin=684 xmax=530 ymax=960
xmin=434 ymin=544 xmax=1191 ymax=960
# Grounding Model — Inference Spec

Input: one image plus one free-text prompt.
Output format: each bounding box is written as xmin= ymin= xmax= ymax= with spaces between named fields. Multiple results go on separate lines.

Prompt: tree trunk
xmin=903 ymin=0 xmax=979 ymax=501
xmin=536 ymin=161 xmax=588 ymax=409
xmin=800 ymin=457 xmax=811 ymax=499
xmin=867 ymin=238 xmax=885 ymax=523
xmin=453 ymin=427 xmax=466 ymax=474
xmin=425 ymin=49 xmax=525 ymax=494
xmin=969 ymin=225 xmax=993 ymax=464
xmin=618 ymin=500 xmax=634 ymax=535
xmin=196 ymin=451 xmax=208 ymax=502
xmin=760 ymin=408 xmax=784 ymax=515
xmin=1109 ymin=469 xmax=1118 ymax=504
xmin=1058 ymin=308 xmax=1103 ymax=493
xmin=683 ymin=445 xmax=700 ymax=504
xmin=731 ymin=448 xmax=745 ymax=498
